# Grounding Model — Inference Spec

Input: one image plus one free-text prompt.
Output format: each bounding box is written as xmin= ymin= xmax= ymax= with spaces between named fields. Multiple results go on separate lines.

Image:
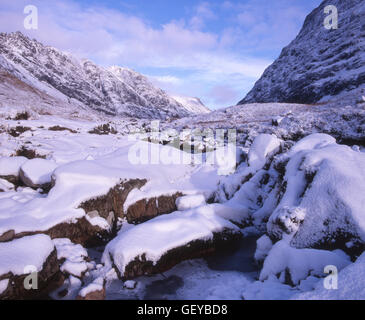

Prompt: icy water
xmin=105 ymin=236 xmax=259 ymax=300
xmin=204 ymin=236 xmax=258 ymax=273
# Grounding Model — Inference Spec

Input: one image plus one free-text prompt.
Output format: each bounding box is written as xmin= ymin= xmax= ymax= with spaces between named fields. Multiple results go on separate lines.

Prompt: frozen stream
xmin=101 ymin=236 xmax=259 ymax=300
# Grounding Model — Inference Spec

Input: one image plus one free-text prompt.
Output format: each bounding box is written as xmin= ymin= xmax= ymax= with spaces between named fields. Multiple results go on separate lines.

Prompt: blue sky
xmin=0 ymin=0 xmax=321 ymax=109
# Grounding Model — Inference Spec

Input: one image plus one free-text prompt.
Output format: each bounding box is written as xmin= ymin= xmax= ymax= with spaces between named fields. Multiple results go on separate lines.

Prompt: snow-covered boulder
xmin=0 ymin=234 xmax=63 ymax=299
xmin=19 ymin=158 xmax=58 ymax=189
xmin=259 ymin=240 xmax=351 ymax=286
xmin=266 ymin=134 xmax=365 ymax=255
xmin=102 ymin=205 xmax=241 ymax=279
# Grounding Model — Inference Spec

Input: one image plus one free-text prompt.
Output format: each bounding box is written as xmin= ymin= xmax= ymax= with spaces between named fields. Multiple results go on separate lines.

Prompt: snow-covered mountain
xmin=239 ymin=0 xmax=365 ymax=105
xmin=172 ymin=95 xmax=210 ymax=114
xmin=0 ymin=32 xmax=205 ymax=119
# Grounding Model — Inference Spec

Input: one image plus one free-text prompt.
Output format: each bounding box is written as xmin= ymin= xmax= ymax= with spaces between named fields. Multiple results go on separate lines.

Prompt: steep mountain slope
xmin=239 ymin=0 xmax=365 ymax=105
xmin=171 ymin=95 xmax=210 ymax=114
xmin=0 ymin=32 xmax=195 ymax=119
xmin=109 ymin=66 xmax=202 ymax=116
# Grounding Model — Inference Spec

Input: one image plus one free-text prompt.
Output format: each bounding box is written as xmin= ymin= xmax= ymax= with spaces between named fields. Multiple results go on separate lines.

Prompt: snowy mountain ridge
xmin=239 ymin=0 xmax=365 ymax=105
xmin=0 ymin=32 xmax=208 ymax=119
xmin=171 ymin=95 xmax=211 ymax=114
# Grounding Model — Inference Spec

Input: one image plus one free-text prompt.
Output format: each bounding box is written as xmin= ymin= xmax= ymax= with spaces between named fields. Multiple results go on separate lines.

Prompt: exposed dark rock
xmin=126 ymin=192 xmax=183 ymax=224
xmin=44 ymin=217 xmax=109 ymax=247
xmin=48 ymin=125 xmax=77 ymax=133
xmin=88 ymin=123 xmax=117 ymax=135
xmin=8 ymin=126 xmax=31 ymax=137
xmin=0 ymin=217 xmax=109 ymax=247
xmin=79 ymin=179 xmax=147 ymax=221
xmin=0 ymin=229 xmax=15 ymax=242
xmin=15 ymin=147 xmax=46 ymax=159
xmin=11 ymin=111 xmax=30 ymax=120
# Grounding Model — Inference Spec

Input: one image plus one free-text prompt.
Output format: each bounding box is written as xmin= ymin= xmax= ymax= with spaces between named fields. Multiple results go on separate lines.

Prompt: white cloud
xmin=189 ymin=2 xmax=217 ymax=30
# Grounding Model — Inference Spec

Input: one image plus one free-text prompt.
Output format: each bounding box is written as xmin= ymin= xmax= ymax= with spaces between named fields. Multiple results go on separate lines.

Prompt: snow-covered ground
xmin=0 ymin=100 xmax=365 ymax=300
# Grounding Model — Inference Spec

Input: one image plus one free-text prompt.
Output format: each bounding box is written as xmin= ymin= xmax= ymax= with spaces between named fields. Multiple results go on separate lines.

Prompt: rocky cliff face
xmin=0 ymin=32 xmax=205 ymax=119
xmin=239 ymin=0 xmax=365 ymax=105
